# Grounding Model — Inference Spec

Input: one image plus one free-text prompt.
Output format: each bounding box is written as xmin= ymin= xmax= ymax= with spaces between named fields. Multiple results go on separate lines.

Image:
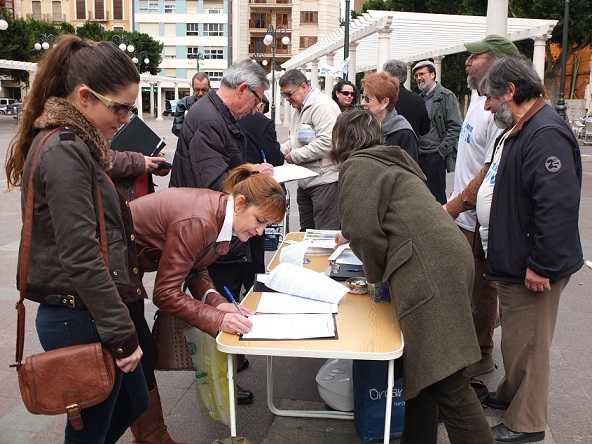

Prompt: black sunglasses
xmin=339 ymin=91 xmax=355 ymax=97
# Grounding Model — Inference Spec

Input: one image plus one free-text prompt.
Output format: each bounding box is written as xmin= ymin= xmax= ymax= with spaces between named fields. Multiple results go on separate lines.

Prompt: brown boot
xmin=131 ymin=387 xmax=186 ymax=444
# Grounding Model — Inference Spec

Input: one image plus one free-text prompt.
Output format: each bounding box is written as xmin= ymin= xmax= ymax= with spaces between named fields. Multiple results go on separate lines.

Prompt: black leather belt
xmin=41 ymin=294 xmax=87 ymax=310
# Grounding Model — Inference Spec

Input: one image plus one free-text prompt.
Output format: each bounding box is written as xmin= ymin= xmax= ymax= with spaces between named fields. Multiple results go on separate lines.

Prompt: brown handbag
xmin=12 ymin=129 xmax=116 ymax=431
xmin=151 ymin=310 xmax=194 ymax=371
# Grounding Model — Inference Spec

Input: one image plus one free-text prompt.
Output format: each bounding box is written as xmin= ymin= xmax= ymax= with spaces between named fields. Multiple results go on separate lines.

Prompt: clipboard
xmin=111 ymin=116 xmax=166 ymax=156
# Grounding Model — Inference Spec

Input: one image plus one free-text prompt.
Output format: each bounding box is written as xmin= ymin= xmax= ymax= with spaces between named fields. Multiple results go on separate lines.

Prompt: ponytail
xmin=223 ymin=164 xmax=286 ymax=223
xmin=5 ymin=34 xmax=140 ymax=188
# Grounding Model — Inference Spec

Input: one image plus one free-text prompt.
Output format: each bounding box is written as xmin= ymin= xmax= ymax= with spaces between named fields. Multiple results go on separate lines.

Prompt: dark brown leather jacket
xmin=19 ymin=128 xmax=138 ymax=358
xmin=130 ymin=188 xmax=231 ymax=336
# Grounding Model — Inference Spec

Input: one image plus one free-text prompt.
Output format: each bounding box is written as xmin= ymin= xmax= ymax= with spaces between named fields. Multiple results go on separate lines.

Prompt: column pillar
xmin=149 ymin=84 xmax=155 ymax=118
xmin=433 ymin=56 xmax=444 ymax=83
xmin=156 ymin=83 xmax=163 ymax=120
xmin=486 ymin=0 xmax=508 ymax=36
xmin=348 ymin=42 xmax=358 ymax=83
xmin=136 ymin=83 xmax=144 ymax=120
xmin=376 ymin=30 xmax=391 ymax=71
xmin=274 ymin=71 xmax=282 ymax=125
xmin=405 ymin=64 xmax=411 ymax=89
xmin=324 ymin=53 xmax=336 ymax=95
xmin=532 ymin=35 xmax=548 ymax=82
xmin=174 ymin=84 xmax=179 ymax=100
xmin=309 ymin=60 xmax=319 ymax=89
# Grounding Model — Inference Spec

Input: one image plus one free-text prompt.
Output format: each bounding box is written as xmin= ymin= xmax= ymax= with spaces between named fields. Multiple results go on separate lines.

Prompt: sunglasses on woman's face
xmin=339 ymin=91 xmax=355 ymax=97
xmin=87 ymin=86 xmax=137 ymax=117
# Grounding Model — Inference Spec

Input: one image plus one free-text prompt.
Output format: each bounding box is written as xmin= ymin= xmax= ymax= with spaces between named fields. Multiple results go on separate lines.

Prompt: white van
xmin=0 ymin=98 xmax=17 ymax=114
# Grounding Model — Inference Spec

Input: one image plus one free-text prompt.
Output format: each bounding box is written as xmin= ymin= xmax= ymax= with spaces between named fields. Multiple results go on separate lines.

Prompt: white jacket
xmin=281 ymin=88 xmax=341 ymax=189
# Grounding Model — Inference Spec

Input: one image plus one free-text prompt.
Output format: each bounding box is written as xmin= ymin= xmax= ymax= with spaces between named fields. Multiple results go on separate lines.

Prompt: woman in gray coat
xmin=332 ymin=110 xmax=492 ymax=444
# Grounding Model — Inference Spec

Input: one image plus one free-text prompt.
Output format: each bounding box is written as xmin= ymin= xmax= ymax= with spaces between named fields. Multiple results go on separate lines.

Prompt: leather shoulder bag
xmin=11 ymin=129 xmax=116 ymax=431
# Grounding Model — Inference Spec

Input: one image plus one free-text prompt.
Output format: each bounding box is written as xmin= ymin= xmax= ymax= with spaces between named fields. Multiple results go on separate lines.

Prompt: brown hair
xmin=223 ymin=164 xmax=286 ymax=223
xmin=330 ymin=110 xmax=383 ymax=164
xmin=362 ymin=72 xmax=399 ymax=112
xmin=5 ymin=34 xmax=140 ymax=188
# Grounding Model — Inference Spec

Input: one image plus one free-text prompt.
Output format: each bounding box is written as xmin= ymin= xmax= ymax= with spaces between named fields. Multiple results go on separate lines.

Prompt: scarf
xmin=33 ymin=97 xmax=112 ymax=170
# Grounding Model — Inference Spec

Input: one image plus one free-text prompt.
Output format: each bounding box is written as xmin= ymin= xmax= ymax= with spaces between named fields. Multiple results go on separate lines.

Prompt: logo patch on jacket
xmin=544 ymin=156 xmax=561 ymax=173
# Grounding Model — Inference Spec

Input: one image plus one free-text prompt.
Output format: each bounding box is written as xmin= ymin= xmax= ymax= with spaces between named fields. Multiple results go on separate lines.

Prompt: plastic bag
xmin=184 ymin=327 xmax=231 ymax=425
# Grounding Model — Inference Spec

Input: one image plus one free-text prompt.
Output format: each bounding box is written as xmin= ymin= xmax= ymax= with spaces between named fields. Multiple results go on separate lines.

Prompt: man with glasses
xmin=279 ymin=69 xmax=341 ymax=231
xmin=171 ymin=72 xmax=210 ymax=137
xmin=169 ymin=60 xmax=270 ymax=405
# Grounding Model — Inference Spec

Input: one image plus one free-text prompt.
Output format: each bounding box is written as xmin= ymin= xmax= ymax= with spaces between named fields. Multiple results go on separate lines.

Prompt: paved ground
xmin=0 ymin=114 xmax=591 ymax=444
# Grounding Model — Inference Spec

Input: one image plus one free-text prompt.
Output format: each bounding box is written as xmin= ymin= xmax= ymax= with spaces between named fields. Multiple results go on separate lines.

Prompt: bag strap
xmin=14 ymin=129 xmax=109 ymax=367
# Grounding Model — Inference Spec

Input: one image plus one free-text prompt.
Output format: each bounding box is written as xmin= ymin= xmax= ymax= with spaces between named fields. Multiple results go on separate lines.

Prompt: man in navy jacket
xmin=476 ymin=56 xmax=582 ymax=444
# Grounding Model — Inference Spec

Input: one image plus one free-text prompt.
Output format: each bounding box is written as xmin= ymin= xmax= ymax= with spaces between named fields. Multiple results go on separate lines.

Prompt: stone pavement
xmin=0 ymin=115 xmax=591 ymax=444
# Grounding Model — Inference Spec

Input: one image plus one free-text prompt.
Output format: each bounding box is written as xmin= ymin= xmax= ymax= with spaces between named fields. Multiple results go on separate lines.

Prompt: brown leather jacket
xmin=130 ymin=188 xmax=231 ymax=336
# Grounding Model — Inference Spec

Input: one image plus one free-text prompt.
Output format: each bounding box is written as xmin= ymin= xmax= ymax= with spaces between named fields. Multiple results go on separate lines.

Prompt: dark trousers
xmin=296 ymin=182 xmax=341 ymax=231
xmin=418 ymin=151 xmax=447 ymax=204
xmin=208 ymin=261 xmax=255 ymax=300
xmin=128 ymin=300 xmax=157 ymax=390
xmin=36 ymin=305 xmax=149 ymax=444
xmin=401 ymin=369 xmax=494 ymax=444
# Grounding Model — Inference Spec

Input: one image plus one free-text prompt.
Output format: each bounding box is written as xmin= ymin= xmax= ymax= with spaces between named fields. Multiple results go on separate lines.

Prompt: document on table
xmin=328 ymin=243 xmax=363 ymax=266
xmin=256 ymin=292 xmax=338 ymax=314
xmin=257 ymin=263 xmax=349 ymax=304
xmin=273 ymin=164 xmax=318 ymax=183
xmin=241 ymin=313 xmax=336 ymax=340
xmin=279 ymin=240 xmax=311 ymax=266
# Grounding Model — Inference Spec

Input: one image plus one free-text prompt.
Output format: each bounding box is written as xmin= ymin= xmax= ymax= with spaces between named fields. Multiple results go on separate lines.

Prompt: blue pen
xmin=223 ymin=286 xmax=247 ymax=316
xmin=260 ymin=149 xmax=267 ymax=163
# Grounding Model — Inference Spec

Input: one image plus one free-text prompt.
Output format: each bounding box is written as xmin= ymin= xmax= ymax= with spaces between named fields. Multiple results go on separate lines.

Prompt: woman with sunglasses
xmin=331 ymin=80 xmax=358 ymax=112
xmin=5 ymin=35 xmax=149 ymax=443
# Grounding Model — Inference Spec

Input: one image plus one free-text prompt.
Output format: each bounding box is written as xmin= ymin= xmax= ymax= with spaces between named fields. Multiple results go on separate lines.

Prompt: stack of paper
xmin=273 ymin=164 xmax=318 ymax=183
xmin=242 ymin=313 xmax=336 ymax=340
xmin=257 ymin=292 xmax=338 ymax=314
xmin=303 ymin=229 xmax=340 ymax=256
xmin=328 ymin=243 xmax=364 ymax=278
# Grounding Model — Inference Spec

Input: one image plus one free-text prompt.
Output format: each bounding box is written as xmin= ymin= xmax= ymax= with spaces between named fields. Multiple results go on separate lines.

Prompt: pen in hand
xmin=223 ymin=286 xmax=247 ymax=317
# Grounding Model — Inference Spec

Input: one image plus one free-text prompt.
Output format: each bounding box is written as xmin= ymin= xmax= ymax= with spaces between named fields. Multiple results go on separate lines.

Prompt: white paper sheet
xmin=328 ymin=243 xmax=363 ymax=266
xmin=279 ymin=240 xmax=311 ymax=266
xmin=257 ymin=292 xmax=338 ymax=314
xmin=241 ymin=313 xmax=336 ymax=340
xmin=273 ymin=164 xmax=318 ymax=183
xmin=260 ymin=263 xmax=349 ymax=304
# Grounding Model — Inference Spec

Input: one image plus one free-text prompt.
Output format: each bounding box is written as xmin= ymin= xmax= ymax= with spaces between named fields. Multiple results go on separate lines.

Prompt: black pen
xmin=223 ymin=286 xmax=247 ymax=317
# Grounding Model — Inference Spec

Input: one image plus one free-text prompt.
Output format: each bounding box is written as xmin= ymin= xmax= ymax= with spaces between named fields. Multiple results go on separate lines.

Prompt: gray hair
xmin=222 ymin=59 xmax=269 ymax=90
xmin=479 ymin=56 xmax=543 ymax=105
xmin=383 ymin=60 xmax=408 ymax=83
xmin=279 ymin=69 xmax=308 ymax=88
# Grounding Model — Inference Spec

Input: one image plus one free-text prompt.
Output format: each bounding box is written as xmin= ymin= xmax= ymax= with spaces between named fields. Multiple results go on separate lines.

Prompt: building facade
xmin=233 ymin=0 xmax=341 ymax=72
xmin=14 ymin=0 xmax=133 ymax=30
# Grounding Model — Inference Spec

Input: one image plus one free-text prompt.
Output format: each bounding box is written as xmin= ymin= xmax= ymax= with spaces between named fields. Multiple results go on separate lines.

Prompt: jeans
xmin=36 ymin=304 xmax=149 ymax=444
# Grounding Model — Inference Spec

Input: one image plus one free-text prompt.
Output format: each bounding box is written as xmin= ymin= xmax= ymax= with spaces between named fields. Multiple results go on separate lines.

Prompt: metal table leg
xmin=227 ymin=354 xmax=237 ymax=437
xmin=383 ymin=359 xmax=394 ymax=444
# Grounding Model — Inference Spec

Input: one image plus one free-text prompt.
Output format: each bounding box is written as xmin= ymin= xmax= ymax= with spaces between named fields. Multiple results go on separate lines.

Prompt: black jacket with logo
xmin=486 ymin=100 xmax=583 ymax=283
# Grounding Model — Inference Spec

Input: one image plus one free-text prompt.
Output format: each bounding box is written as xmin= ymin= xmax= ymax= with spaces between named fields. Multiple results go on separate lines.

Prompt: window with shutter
xmin=76 ymin=0 xmax=86 ymax=19
xmin=95 ymin=0 xmax=104 ymax=19
xmin=112 ymin=0 xmax=123 ymax=19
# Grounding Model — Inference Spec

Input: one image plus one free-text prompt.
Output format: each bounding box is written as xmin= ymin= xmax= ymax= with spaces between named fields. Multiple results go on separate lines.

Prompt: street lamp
xmin=194 ymin=51 xmax=204 ymax=72
xmin=263 ymin=25 xmax=290 ymax=122
xmin=555 ymin=0 xmax=570 ymax=121
xmin=133 ymin=53 xmax=151 ymax=73
xmin=0 ymin=18 xmax=8 ymax=31
xmin=112 ymin=34 xmax=134 ymax=53
xmin=251 ymin=39 xmax=269 ymax=69
xmin=34 ymin=33 xmax=55 ymax=51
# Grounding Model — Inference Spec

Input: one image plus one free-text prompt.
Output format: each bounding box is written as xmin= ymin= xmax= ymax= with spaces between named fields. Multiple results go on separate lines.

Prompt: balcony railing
xmin=27 ymin=13 xmax=67 ymax=22
xmin=249 ymin=0 xmax=292 ymax=7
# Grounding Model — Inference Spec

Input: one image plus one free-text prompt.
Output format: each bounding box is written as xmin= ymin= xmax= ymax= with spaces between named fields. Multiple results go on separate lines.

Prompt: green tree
xmin=75 ymin=21 xmax=107 ymax=41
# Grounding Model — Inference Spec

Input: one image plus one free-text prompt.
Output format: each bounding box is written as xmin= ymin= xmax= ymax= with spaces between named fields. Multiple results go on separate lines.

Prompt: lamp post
xmin=34 ymin=33 xmax=55 ymax=51
xmin=555 ymin=0 xmax=570 ymax=121
xmin=0 ymin=17 xmax=8 ymax=31
xmin=112 ymin=34 xmax=135 ymax=53
xmin=132 ymin=53 xmax=151 ymax=73
xmin=343 ymin=0 xmax=351 ymax=80
xmin=252 ymin=39 xmax=269 ymax=69
xmin=263 ymin=25 xmax=290 ymax=122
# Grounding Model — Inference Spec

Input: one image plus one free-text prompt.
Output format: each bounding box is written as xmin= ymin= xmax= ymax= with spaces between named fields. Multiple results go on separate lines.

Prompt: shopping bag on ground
xmin=352 ymin=359 xmax=405 ymax=443
xmin=184 ymin=327 xmax=231 ymax=425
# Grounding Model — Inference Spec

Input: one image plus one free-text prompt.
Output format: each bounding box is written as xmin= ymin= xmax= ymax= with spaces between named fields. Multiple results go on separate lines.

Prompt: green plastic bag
xmin=184 ymin=327 xmax=232 ymax=425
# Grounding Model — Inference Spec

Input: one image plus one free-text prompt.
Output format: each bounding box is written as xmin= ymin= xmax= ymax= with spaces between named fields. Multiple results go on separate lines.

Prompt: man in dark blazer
xmin=383 ymin=59 xmax=430 ymax=137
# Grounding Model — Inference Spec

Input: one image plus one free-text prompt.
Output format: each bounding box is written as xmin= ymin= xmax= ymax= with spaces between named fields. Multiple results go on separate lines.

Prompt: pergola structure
xmin=0 ymin=59 xmax=191 ymax=120
xmin=273 ymin=9 xmax=557 ymax=121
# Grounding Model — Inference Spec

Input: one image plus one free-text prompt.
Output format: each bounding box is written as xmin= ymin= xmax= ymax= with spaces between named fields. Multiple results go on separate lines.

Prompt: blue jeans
xmin=36 ymin=304 xmax=149 ymax=444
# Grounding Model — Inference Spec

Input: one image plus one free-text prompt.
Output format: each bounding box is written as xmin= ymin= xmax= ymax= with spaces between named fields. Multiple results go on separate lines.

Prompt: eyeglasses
xmin=87 ymin=86 xmax=137 ymax=117
xmin=247 ymin=86 xmax=264 ymax=105
xmin=280 ymin=88 xmax=299 ymax=99
xmin=360 ymin=94 xmax=374 ymax=103
xmin=338 ymin=91 xmax=355 ymax=97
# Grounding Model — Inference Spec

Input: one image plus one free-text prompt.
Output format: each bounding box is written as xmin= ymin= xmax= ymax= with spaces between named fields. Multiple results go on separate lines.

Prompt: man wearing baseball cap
xmin=444 ymin=35 xmax=518 ymax=384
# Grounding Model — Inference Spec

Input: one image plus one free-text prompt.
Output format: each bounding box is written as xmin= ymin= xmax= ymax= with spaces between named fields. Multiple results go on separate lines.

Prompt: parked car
xmin=7 ymin=102 xmax=22 ymax=119
xmin=0 ymin=98 xmax=17 ymax=115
